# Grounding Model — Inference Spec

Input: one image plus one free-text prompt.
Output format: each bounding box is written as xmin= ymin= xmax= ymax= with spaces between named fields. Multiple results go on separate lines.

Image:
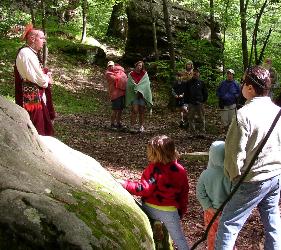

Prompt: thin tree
xmin=221 ymin=0 xmax=230 ymax=75
xmin=252 ymin=0 xmax=269 ymax=65
xmin=81 ymin=0 xmax=88 ymax=42
xmin=240 ymin=0 xmax=250 ymax=70
xmin=209 ymin=0 xmax=216 ymax=43
xmin=106 ymin=1 xmax=127 ymax=40
xmin=257 ymin=27 xmax=272 ymax=65
xmin=41 ymin=0 xmax=47 ymax=67
xmin=22 ymin=0 xmax=36 ymax=25
xmin=150 ymin=0 xmax=159 ymax=60
xmin=162 ymin=0 xmax=175 ymax=74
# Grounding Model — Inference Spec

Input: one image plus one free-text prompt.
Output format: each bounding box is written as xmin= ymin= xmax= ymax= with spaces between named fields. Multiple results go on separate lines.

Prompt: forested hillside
xmin=1 ymin=0 xmax=281 ymax=249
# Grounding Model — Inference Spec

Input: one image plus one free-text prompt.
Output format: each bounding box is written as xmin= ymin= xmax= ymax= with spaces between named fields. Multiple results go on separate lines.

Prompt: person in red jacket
xmin=105 ymin=61 xmax=127 ymax=129
xmin=119 ymin=135 xmax=189 ymax=250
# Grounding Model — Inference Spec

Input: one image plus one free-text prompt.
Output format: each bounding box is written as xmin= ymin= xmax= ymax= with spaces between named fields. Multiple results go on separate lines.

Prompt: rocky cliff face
xmin=124 ymin=0 xmax=222 ymax=65
xmin=0 ymin=96 xmax=154 ymax=250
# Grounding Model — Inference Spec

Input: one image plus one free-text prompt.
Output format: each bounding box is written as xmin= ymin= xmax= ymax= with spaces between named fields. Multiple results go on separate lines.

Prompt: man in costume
xmin=15 ymin=24 xmax=55 ymax=136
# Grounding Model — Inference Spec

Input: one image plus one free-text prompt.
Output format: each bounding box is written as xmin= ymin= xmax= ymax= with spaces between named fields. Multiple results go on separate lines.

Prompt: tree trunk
xmin=240 ymin=0 xmax=249 ymax=70
xmin=162 ymin=0 xmax=175 ymax=74
xmin=150 ymin=0 xmax=159 ymax=60
xmin=257 ymin=28 xmax=272 ymax=65
xmin=152 ymin=21 xmax=159 ymax=60
xmin=106 ymin=1 xmax=127 ymax=40
xmin=30 ymin=6 xmax=36 ymax=25
xmin=209 ymin=0 xmax=216 ymax=43
xmin=252 ymin=0 xmax=268 ymax=64
xmin=221 ymin=0 xmax=230 ymax=75
xmin=81 ymin=0 xmax=88 ymax=43
xmin=209 ymin=0 xmax=219 ymax=79
xmin=41 ymin=0 xmax=47 ymax=67
xmin=22 ymin=0 xmax=36 ymax=25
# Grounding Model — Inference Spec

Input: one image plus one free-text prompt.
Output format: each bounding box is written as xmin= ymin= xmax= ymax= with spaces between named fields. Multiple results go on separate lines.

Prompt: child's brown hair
xmin=147 ymin=135 xmax=179 ymax=164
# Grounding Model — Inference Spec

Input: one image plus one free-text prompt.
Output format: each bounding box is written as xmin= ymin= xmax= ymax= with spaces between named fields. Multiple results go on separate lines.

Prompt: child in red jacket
xmin=119 ymin=135 xmax=189 ymax=250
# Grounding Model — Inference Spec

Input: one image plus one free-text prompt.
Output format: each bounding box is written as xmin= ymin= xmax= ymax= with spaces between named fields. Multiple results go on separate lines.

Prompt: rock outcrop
xmin=124 ymin=0 xmax=222 ymax=64
xmin=0 ymin=95 xmax=154 ymax=249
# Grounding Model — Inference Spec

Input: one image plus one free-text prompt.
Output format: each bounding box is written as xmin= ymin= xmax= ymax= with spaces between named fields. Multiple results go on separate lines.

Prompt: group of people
xmin=105 ymin=60 xmax=153 ymax=133
xmin=119 ymin=65 xmax=281 ymax=250
xmin=13 ymin=26 xmax=281 ymax=250
xmin=106 ymin=59 xmax=210 ymax=135
xmin=172 ymin=61 xmax=208 ymax=134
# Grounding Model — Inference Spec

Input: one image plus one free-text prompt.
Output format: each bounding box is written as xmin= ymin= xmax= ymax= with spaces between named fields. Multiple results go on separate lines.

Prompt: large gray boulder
xmin=0 ymin=95 xmax=154 ymax=250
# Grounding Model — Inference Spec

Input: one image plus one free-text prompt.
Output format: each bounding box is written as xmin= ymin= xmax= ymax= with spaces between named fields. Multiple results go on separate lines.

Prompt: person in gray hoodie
xmin=196 ymin=141 xmax=232 ymax=250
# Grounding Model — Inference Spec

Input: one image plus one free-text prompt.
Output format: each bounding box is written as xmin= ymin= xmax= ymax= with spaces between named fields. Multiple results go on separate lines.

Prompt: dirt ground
xmin=53 ymin=64 xmax=275 ymax=250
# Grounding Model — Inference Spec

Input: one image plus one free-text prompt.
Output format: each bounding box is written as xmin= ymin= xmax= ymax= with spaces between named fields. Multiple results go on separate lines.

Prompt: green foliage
xmin=177 ymin=0 xmax=281 ymax=77
xmin=0 ymin=6 xmax=30 ymax=35
xmin=177 ymin=31 xmax=222 ymax=67
xmin=52 ymin=18 xmax=82 ymax=39
xmin=0 ymin=39 xmax=21 ymax=100
xmin=1 ymin=0 xmax=281 ymax=113
xmin=86 ymin=1 xmax=114 ymax=38
xmin=49 ymin=38 xmax=97 ymax=64
xmin=100 ymin=36 xmax=126 ymax=53
xmin=147 ymin=60 xmax=171 ymax=82
xmin=52 ymin=85 xmax=100 ymax=114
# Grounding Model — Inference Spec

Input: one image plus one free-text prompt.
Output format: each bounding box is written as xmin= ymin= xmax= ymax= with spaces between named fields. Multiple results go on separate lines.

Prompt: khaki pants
xmin=220 ymin=104 xmax=236 ymax=127
xmin=188 ymin=103 xmax=205 ymax=132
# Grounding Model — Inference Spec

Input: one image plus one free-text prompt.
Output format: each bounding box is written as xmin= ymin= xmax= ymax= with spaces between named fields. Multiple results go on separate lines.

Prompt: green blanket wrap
xmin=125 ymin=72 xmax=153 ymax=107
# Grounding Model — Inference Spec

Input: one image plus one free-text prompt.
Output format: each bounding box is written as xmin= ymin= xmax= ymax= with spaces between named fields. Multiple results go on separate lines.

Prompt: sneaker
xmin=153 ymin=221 xmax=164 ymax=241
xmin=139 ymin=126 xmax=145 ymax=133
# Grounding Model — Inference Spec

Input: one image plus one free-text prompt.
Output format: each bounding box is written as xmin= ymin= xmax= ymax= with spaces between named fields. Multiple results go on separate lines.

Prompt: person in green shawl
xmin=126 ymin=61 xmax=153 ymax=132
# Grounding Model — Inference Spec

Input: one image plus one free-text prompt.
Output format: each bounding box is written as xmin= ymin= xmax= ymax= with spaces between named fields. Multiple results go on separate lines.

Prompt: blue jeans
xmin=215 ymin=175 xmax=281 ymax=250
xmin=142 ymin=203 xmax=189 ymax=250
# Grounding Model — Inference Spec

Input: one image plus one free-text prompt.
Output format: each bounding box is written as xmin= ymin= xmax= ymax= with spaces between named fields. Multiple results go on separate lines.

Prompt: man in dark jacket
xmin=184 ymin=68 xmax=208 ymax=133
xmin=217 ymin=69 xmax=240 ymax=131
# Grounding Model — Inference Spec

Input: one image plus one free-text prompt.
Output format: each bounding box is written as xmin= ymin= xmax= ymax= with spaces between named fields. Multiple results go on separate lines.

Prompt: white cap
xmin=227 ymin=69 xmax=235 ymax=75
xmin=107 ymin=61 xmax=114 ymax=67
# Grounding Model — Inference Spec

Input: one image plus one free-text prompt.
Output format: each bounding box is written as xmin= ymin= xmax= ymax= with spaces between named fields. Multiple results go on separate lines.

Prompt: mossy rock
xmin=59 ymin=43 xmax=106 ymax=64
xmin=0 ymin=96 xmax=154 ymax=250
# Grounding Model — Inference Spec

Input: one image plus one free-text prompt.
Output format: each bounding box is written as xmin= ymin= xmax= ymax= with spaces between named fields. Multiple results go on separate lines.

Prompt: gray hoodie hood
xmin=207 ymin=141 xmax=225 ymax=169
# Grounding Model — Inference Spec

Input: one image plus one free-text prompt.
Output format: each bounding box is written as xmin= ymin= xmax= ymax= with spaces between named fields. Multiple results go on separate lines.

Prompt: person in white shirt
xmin=15 ymin=24 xmax=55 ymax=136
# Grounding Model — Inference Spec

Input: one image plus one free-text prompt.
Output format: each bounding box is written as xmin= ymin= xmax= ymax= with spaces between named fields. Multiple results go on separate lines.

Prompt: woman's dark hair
xmin=134 ymin=60 xmax=144 ymax=70
xmin=244 ymin=65 xmax=271 ymax=96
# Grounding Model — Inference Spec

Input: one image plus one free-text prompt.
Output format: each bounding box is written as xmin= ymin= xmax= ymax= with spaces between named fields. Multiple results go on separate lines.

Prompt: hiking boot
xmin=179 ymin=120 xmax=185 ymax=128
xmin=153 ymin=221 xmax=164 ymax=241
xmin=116 ymin=123 xmax=125 ymax=130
